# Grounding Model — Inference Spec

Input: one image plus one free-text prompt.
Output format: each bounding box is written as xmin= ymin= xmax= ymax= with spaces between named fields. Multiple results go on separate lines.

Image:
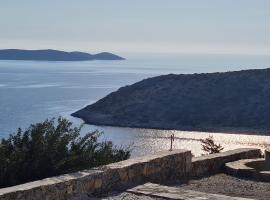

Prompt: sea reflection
xmin=80 ymin=124 xmax=270 ymax=157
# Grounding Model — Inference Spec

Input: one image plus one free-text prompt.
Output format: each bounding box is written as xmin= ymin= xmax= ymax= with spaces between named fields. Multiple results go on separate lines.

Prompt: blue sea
xmin=1 ymin=53 xmax=270 ymax=157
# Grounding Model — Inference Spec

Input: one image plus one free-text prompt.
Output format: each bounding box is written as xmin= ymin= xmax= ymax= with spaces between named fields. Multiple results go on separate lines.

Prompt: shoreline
xmin=73 ymin=115 xmax=270 ymax=136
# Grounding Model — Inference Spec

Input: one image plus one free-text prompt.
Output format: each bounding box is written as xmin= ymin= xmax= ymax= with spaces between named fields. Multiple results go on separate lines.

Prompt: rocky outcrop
xmin=72 ymin=68 xmax=270 ymax=133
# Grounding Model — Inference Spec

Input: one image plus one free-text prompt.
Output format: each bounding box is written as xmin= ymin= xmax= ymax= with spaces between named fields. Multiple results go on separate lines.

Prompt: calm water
xmin=1 ymin=53 xmax=270 ymax=157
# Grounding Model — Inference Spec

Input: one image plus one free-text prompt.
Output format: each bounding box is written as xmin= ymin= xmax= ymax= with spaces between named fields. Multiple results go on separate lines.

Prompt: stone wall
xmin=98 ymin=149 xmax=191 ymax=190
xmin=0 ymin=149 xmax=191 ymax=200
xmin=0 ymin=148 xmax=262 ymax=200
xmin=191 ymin=148 xmax=261 ymax=178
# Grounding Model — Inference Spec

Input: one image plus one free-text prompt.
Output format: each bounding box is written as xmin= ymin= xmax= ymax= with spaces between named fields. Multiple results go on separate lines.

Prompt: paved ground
xmin=128 ymin=183 xmax=250 ymax=199
xmin=175 ymin=173 xmax=270 ymax=200
xmin=72 ymin=192 xmax=164 ymax=200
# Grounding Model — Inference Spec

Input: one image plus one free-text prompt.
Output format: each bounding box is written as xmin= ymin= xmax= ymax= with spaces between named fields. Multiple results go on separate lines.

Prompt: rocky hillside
xmin=72 ymin=68 xmax=270 ymax=133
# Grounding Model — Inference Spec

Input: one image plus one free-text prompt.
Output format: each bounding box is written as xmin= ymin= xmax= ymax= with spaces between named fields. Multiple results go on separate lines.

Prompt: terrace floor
xmin=81 ymin=173 xmax=270 ymax=200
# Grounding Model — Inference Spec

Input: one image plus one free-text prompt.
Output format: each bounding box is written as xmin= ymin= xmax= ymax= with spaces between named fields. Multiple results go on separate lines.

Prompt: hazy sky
xmin=1 ymin=0 xmax=270 ymax=55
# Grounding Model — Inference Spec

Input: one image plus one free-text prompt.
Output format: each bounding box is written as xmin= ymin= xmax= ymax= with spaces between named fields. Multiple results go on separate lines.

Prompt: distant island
xmin=72 ymin=68 xmax=270 ymax=134
xmin=0 ymin=49 xmax=124 ymax=61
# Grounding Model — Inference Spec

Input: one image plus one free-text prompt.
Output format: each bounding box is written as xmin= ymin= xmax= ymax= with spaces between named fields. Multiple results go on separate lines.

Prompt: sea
xmin=1 ymin=53 xmax=270 ymax=157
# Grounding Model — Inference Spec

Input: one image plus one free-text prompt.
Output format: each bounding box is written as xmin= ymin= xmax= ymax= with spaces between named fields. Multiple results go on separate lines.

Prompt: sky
xmin=1 ymin=0 xmax=270 ymax=55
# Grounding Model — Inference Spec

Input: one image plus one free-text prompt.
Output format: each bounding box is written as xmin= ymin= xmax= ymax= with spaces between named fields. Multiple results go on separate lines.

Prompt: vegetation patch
xmin=0 ymin=117 xmax=130 ymax=188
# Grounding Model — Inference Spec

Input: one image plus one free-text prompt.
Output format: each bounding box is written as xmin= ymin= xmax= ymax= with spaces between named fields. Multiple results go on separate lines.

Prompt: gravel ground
xmin=175 ymin=173 xmax=270 ymax=200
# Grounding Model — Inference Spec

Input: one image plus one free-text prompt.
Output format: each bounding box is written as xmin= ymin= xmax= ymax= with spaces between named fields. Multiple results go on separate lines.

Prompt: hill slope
xmin=72 ymin=68 xmax=270 ymax=133
xmin=0 ymin=49 xmax=124 ymax=61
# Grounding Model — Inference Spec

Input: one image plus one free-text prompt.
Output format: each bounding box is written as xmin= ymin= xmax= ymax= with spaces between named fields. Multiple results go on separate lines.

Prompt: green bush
xmin=0 ymin=117 xmax=130 ymax=188
xmin=200 ymin=136 xmax=224 ymax=155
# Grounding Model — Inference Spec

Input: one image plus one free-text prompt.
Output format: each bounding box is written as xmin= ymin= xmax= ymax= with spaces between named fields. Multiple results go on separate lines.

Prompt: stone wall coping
xmin=0 ymin=169 xmax=103 ymax=196
xmin=226 ymin=158 xmax=263 ymax=170
xmin=192 ymin=148 xmax=260 ymax=162
xmin=101 ymin=149 xmax=190 ymax=170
